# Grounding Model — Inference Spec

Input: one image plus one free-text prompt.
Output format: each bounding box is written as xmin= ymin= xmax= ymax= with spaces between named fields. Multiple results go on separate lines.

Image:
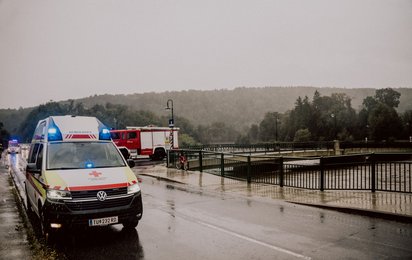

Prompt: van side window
xmin=33 ymin=121 xmax=46 ymax=140
xmin=36 ymin=144 xmax=43 ymax=169
xmin=127 ymin=132 xmax=137 ymax=139
xmin=29 ymin=144 xmax=40 ymax=163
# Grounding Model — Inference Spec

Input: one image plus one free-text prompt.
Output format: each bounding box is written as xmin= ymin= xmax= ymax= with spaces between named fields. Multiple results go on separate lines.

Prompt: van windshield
xmin=47 ymin=141 xmax=126 ymax=170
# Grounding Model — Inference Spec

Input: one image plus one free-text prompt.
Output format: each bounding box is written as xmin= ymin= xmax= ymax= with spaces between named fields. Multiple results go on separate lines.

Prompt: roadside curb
xmin=139 ymin=173 xmax=186 ymax=185
xmin=287 ymin=201 xmax=412 ymax=224
xmin=5 ymin=164 xmax=37 ymax=240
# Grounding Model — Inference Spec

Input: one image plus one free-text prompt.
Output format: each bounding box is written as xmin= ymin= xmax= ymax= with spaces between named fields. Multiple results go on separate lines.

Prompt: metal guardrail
xmin=167 ymin=150 xmax=412 ymax=193
xmin=183 ymin=141 xmax=412 ymax=154
xmin=183 ymin=142 xmax=334 ymax=154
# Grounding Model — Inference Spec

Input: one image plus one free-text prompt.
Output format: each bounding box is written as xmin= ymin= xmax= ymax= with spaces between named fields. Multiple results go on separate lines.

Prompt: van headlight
xmin=47 ymin=189 xmax=72 ymax=200
xmin=128 ymin=183 xmax=141 ymax=194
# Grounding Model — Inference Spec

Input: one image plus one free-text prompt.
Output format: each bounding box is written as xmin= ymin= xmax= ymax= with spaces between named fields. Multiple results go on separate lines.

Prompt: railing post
xmin=320 ymin=157 xmax=324 ymax=191
xmin=371 ymin=153 xmax=376 ymax=192
xmin=166 ymin=150 xmax=170 ymax=168
xmin=220 ymin=153 xmax=224 ymax=177
xmin=199 ymin=151 xmax=203 ymax=172
xmin=247 ymin=156 xmax=251 ymax=183
xmin=279 ymin=157 xmax=284 ymax=187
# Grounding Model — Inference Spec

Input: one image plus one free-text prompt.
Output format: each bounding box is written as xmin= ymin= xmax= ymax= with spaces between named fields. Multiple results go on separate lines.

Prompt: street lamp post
xmin=331 ymin=113 xmax=337 ymax=140
xmin=275 ymin=116 xmax=279 ymax=142
xmin=165 ymin=99 xmax=174 ymax=149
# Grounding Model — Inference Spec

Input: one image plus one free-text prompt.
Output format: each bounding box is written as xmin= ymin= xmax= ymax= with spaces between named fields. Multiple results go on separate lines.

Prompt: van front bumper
xmin=42 ymin=192 xmax=143 ymax=229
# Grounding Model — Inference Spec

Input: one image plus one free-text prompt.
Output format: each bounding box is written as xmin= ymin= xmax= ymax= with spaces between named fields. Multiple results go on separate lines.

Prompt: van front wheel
xmin=39 ymin=206 xmax=54 ymax=243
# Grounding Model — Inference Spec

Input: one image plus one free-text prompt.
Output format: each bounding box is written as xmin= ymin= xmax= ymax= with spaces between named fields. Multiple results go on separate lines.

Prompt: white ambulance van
xmin=25 ymin=115 xmax=142 ymax=239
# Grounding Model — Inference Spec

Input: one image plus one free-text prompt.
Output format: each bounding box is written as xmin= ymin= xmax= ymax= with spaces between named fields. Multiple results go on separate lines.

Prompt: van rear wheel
xmin=25 ymin=188 xmax=32 ymax=213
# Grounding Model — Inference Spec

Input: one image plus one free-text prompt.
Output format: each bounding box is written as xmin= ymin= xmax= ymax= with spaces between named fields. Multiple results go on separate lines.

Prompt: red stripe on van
xmin=65 ymin=134 xmax=93 ymax=139
xmin=68 ymin=183 xmax=128 ymax=191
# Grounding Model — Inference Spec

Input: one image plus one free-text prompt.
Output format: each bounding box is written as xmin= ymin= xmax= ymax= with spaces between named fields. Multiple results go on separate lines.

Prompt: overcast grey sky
xmin=1 ymin=0 xmax=411 ymax=109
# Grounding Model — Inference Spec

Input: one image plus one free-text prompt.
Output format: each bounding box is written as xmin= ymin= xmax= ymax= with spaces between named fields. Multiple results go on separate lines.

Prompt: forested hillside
xmin=1 ymin=87 xmax=412 ymax=144
xmin=71 ymin=87 xmax=412 ymax=128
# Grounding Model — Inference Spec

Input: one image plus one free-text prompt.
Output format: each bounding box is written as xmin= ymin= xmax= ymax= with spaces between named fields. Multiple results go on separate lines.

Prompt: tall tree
xmin=361 ymin=88 xmax=403 ymax=141
xmin=375 ymin=88 xmax=401 ymax=108
xmin=368 ymin=103 xmax=402 ymax=141
xmin=259 ymin=112 xmax=280 ymax=142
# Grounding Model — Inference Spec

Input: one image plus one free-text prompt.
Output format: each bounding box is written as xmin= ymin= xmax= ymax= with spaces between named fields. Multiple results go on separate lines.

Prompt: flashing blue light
xmin=85 ymin=161 xmax=94 ymax=168
xmin=47 ymin=119 xmax=63 ymax=141
xmin=99 ymin=128 xmax=111 ymax=140
xmin=97 ymin=119 xmax=111 ymax=140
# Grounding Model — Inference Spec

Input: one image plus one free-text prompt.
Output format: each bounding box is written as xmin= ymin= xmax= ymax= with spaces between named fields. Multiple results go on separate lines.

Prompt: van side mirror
xmin=119 ymin=147 xmax=130 ymax=160
xmin=26 ymin=163 xmax=41 ymax=174
xmin=127 ymin=159 xmax=135 ymax=168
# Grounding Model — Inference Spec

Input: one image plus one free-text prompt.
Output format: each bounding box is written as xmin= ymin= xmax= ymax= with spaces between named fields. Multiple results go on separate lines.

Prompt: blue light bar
xmin=99 ymin=128 xmax=111 ymax=140
xmin=48 ymin=119 xmax=63 ymax=141
xmin=97 ymin=119 xmax=111 ymax=140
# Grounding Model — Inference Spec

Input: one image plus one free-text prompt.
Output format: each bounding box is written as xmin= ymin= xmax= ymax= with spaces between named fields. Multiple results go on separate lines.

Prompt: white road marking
xmin=198 ymin=221 xmax=312 ymax=260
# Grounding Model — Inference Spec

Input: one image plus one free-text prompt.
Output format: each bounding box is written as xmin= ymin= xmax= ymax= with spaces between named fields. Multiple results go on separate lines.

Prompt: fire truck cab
xmin=25 ymin=115 xmax=143 ymax=240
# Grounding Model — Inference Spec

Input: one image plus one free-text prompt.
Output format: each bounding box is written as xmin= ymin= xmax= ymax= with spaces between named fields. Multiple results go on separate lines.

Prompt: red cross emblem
xmin=89 ymin=171 xmax=102 ymax=177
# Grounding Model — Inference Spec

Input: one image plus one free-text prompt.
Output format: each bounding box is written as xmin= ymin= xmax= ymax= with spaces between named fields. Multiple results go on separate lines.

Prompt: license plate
xmin=89 ymin=216 xmax=118 ymax=226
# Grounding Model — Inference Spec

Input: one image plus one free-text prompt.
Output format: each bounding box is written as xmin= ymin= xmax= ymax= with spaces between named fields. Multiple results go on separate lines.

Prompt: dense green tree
xmin=179 ymin=133 xmax=199 ymax=147
xmin=361 ymin=88 xmax=403 ymax=141
xmin=368 ymin=103 xmax=402 ymax=141
xmin=375 ymin=88 xmax=401 ymax=108
xmin=0 ymin=122 xmax=10 ymax=149
xmin=285 ymin=92 xmax=356 ymax=141
xmin=248 ymin=124 xmax=259 ymax=143
xmin=259 ymin=112 xmax=281 ymax=142
xmin=294 ymin=128 xmax=311 ymax=142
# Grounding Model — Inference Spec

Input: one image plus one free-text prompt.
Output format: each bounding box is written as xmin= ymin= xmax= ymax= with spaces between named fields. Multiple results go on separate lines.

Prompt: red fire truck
xmin=110 ymin=126 xmax=179 ymax=160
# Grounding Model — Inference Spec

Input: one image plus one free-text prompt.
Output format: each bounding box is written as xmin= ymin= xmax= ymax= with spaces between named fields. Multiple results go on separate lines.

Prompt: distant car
xmin=7 ymin=139 xmax=20 ymax=154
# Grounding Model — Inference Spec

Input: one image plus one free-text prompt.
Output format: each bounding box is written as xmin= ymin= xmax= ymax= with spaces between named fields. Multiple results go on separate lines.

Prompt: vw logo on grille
xmin=97 ymin=191 xmax=107 ymax=201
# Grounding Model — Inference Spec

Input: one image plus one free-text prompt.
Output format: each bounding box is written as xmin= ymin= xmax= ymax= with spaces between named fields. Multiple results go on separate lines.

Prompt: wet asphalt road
xmin=54 ymin=174 xmax=412 ymax=259
xmin=5 ymin=154 xmax=412 ymax=259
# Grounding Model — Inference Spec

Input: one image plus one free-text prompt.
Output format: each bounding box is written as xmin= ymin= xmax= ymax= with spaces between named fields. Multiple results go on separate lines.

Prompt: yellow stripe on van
xmin=29 ymin=174 xmax=47 ymax=199
xmin=125 ymin=168 xmax=138 ymax=185
xmin=44 ymin=170 xmax=69 ymax=190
